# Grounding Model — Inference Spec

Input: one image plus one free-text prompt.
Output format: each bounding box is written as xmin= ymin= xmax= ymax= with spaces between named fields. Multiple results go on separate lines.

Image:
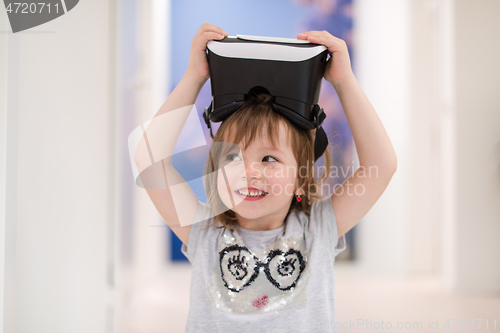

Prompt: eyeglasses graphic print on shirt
xmin=219 ymin=244 xmax=306 ymax=292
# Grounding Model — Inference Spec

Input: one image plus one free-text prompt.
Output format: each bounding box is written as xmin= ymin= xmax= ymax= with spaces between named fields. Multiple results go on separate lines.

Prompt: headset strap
xmin=203 ymin=101 xmax=214 ymax=139
xmin=314 ymin=126 xmax=328 ymax=162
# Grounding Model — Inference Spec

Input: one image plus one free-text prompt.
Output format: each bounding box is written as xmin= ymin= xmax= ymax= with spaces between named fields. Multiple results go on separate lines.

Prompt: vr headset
xmin=203 ymin=34 xmax=329 ymax=162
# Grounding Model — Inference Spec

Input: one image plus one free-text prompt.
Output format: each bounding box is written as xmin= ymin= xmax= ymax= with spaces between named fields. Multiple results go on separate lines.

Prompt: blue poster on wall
xmin=168 ymin=0 xmax=355 ymax=263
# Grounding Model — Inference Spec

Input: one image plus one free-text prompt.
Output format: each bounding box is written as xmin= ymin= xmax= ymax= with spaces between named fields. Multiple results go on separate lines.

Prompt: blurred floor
xmin=336 ymin=267 xmax=500 ymax=333
xmin=121 ymin=264 xmax=500 ymax=333
xmin=119 ymin=264 xmax=192 ymax=333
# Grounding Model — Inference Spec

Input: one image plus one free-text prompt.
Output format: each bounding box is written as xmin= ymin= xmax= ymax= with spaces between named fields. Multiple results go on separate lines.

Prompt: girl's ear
xmin=295 ymin=187 xmax=305 ymax=196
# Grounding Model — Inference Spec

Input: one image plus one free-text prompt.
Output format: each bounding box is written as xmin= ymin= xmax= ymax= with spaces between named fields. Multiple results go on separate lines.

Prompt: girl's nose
xmin=241 ymin=161 xmax=262 ymax=180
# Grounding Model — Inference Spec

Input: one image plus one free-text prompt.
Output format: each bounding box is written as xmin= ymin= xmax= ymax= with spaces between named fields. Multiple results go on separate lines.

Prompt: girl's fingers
xmin=311 ymin=36 xmax=345 ymax=50
xmin=198 ymin=22 xmax=227 ymax=37
xmin=298 ymin=30 xmax=330 ymax=36
xmin=298 ymin=30 xmax=339 ymax=41
xmin=297 ymin=32 xmax=345 ymax=51
xmin=202 ymin=30 xmax=225 ymax=38
xmin=201 ymin=31 xmax=226 ymax=43
xmin=192 ymin=32 xmax=225 ymax=51
xmin=193 ymin=30 xmax=227 ymax=49
xmin=193 ymin=23 xmax=227 ymax=43
xmin=203 ymin=22 xmax=226 ymax=34
xmin=297 ymin=31 xmax=322 ymax=39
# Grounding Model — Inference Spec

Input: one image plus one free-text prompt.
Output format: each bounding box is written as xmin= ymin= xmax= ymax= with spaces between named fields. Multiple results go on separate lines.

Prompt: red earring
xmin=296 ymin=194 xmax=301 ymax=202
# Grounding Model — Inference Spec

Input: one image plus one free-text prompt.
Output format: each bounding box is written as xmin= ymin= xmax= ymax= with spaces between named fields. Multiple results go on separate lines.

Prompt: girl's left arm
xmin=298 ymin=31 xmax=397 ymax=238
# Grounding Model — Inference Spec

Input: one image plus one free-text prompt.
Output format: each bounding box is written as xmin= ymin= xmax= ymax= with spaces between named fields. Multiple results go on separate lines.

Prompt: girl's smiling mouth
xmin=234 ymin=187 xmax=268 ymax=201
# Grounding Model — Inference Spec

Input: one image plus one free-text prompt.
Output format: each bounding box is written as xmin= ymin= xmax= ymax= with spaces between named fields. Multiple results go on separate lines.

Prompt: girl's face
xmin=217 ymin=123 xmax=302 ymax=229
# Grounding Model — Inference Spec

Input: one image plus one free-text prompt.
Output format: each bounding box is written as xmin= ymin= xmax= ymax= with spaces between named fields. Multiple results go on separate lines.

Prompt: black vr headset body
xmin=203 ymin=35 xmax=329 ymax=162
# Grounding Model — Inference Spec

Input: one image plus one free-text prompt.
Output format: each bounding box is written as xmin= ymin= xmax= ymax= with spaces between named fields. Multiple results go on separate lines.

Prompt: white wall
xmin=407 ymin=0 xmax=442 ymax=275
xmin=352 ymin=0 xmax=413 ymax=277
xmin=0 ymin=0 xmax=119 ymax=332
xmin=115 ymin=0 xmax=181 ymax=331
xmin=350 ymin=0 xmax=500 ymax=293
xmin=0 ymin=27 xmax=5 ymax=333
xmin=442 ymin=0 xmax=500 ymax=292
xmin=0 ymin=15 xmax=16 ymax=333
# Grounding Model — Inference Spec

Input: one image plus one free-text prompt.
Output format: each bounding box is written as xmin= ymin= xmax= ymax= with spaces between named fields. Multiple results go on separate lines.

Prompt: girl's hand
xmin=297 ymin=30 xmax=354 ymax=86
xmin=185 ymin=22 xmax=228 ymax=85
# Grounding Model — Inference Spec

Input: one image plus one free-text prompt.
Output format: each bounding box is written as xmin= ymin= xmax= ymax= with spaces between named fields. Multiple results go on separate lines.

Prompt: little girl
xmin=134 ymin=23 xmax=397 ymax=333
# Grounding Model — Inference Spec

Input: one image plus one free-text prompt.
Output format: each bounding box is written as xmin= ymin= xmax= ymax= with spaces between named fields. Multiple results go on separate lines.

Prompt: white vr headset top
xmin=203 ymin=34 xmax=330 ymax=162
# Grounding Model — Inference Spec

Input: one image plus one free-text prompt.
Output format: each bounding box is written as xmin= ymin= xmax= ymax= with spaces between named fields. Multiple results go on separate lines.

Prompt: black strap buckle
xmin=203 ymin=101 xmax=214 ymax=139
xmin=313 ymin=104 xmax=325 ymax=129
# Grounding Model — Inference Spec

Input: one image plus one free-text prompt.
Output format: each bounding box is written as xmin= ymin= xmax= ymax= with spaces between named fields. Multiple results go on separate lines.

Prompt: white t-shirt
xmin=181 ymin=194 xmax=346 ymax=333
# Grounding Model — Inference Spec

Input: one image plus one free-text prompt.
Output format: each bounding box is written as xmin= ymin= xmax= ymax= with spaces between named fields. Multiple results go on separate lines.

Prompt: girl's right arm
xmin=134 ymin=23 xmax=227 ymax=246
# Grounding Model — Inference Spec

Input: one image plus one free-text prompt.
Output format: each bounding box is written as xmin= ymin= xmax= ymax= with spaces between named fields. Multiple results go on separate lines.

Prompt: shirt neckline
xmin=236 ymin=223 xmax=286 ymax=238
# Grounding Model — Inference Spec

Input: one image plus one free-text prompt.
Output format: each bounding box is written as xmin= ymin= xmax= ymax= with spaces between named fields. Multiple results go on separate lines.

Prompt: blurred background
xmin=1 ymin=0 xmax=499 ymax=332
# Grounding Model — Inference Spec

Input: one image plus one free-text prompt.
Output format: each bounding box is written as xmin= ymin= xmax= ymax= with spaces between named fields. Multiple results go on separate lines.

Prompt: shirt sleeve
xmin=180 ymin=200 xmax=215 ymax=263
xmin=309 ymin=194 xmax=347 ymax=258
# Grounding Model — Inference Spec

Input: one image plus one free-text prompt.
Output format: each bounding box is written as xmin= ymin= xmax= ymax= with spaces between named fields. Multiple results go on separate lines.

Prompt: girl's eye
xmin=227 ymin=154 xmax=241 ymax=161
xmin=226 ymin=155 xmax=277 ymax=162
xmin=263 ymin=156 xmax=278 ymax=163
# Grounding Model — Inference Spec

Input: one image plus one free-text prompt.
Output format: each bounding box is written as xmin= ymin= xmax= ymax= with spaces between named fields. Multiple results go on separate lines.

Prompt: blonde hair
xmin=202 ymin=93 xmax=332 ymax=230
